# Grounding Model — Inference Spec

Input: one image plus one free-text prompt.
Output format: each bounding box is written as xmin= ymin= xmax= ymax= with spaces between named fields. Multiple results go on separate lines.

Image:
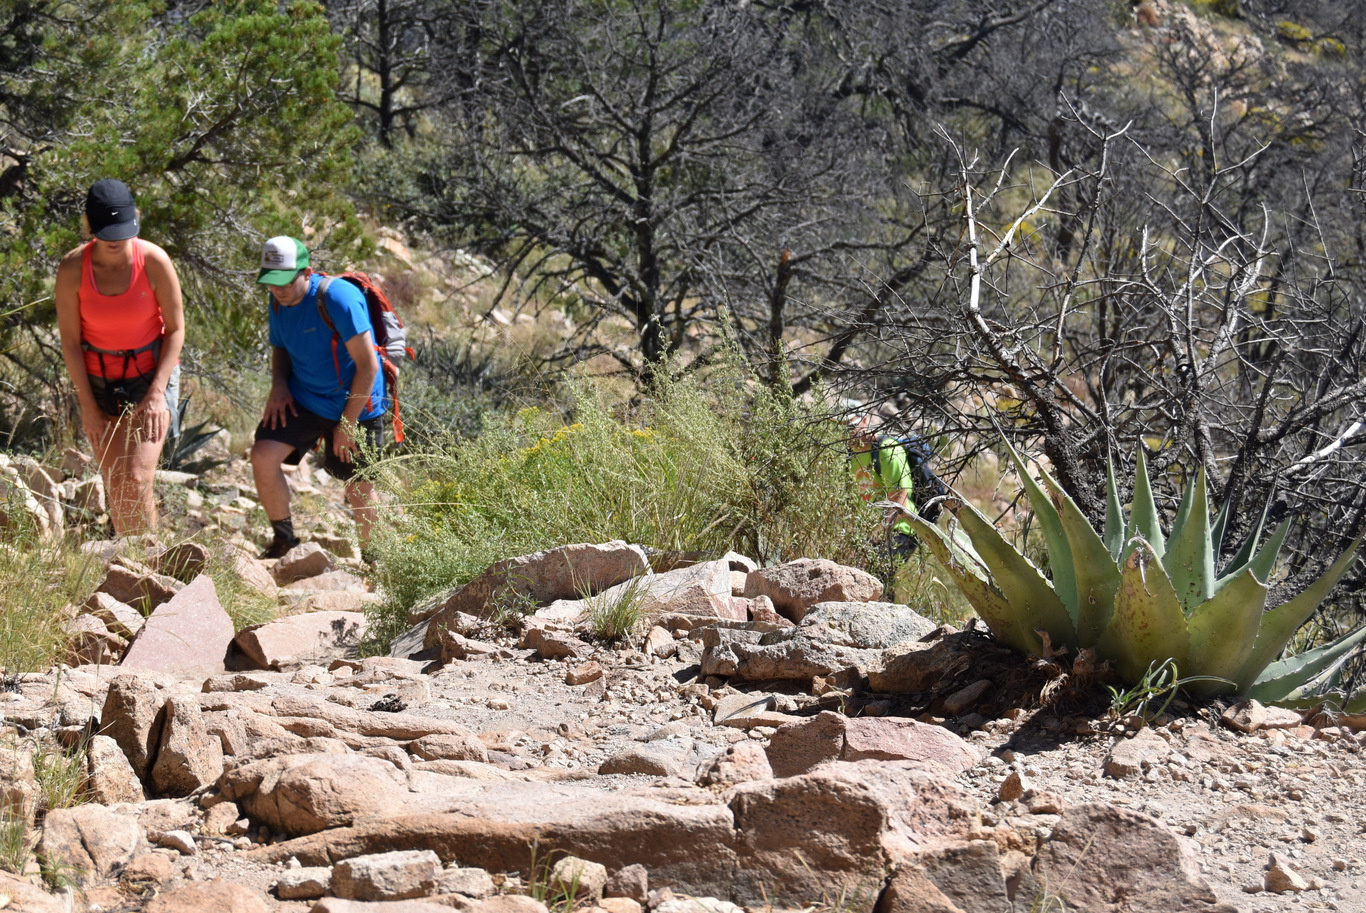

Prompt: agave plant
xmin=900 ymin=443 xmax=1365 ymax=702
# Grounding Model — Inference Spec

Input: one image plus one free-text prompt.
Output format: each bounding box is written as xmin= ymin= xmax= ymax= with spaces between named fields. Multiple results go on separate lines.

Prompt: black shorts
xmin=254 ymin=405 xmax=384 ymax=481
xmin=88 ymin=365 xmax=181 ymax=437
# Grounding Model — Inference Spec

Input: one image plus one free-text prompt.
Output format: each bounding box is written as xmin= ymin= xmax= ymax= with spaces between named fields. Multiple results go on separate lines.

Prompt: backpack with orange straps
xmin=314 ymin=272 xmax=416 ymax=443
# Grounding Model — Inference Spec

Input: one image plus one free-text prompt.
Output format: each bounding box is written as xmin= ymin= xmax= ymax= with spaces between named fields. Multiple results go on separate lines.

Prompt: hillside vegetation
xmin=1 ymin=0 xmax=1364 ymax=690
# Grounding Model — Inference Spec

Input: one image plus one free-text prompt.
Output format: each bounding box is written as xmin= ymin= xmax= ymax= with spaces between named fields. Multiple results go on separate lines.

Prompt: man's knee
xmin=250 ymin=439 xmax=287 ymax=470
xmin=344 ymin=480 xmax=375 ymax=507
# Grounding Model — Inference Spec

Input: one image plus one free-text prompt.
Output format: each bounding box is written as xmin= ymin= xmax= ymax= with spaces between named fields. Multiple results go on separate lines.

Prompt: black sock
xmin=271 ymin=518 xmax=296 ymax=543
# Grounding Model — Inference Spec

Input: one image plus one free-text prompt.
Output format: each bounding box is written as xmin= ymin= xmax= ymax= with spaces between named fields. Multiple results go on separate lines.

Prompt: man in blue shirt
xmin=249 ymin=237 xmax=386 ymax=559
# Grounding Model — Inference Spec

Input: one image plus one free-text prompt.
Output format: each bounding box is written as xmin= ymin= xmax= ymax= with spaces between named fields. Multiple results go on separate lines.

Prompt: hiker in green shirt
xmin=847 ymin=413 xmax=920 ymax=559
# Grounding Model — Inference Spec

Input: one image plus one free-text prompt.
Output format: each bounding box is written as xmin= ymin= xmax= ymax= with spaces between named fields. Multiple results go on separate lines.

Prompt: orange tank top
xmin=78 ymin=240 xmax=165 ymax=379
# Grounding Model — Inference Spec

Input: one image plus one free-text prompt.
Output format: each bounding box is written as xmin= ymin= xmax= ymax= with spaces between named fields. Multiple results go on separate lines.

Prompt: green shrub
xmin=365 ymin=365 xmax=877 ymax=628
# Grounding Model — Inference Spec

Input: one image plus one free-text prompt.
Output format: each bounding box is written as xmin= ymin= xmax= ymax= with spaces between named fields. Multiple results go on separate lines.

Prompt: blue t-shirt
xmin=268 ymin=274 xmax=386 ymax=422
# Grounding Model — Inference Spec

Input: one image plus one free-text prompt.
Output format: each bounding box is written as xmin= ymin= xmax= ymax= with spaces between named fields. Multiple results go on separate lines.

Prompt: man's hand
xmin=332 ymin=418 xmax=359 ymax=463
xmin=262 ymin=384 xmax=298 ymax=429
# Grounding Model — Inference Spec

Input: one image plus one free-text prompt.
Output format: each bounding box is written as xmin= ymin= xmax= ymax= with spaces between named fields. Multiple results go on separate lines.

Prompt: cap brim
xmin=257 ymin=268 xmax=302 ymax=285
xmin=93 ymin=219 xmax=139 ymax=241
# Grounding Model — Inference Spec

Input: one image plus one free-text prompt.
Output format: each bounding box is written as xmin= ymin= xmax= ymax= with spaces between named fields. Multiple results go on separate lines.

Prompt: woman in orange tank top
xmin=55 ymin=180 xmax=186 ymax=537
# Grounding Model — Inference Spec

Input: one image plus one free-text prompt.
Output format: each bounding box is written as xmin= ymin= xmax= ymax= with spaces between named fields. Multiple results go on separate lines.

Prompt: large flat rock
xmin=416 ymin=541 xmax=649 ymax=628
xmin=121 ymin=575 xmax=233 ymax=678
xmin=244 ymin=760 xmax=977 ymax=911
xmin=234 ymin=611 xmax=368 ymax=670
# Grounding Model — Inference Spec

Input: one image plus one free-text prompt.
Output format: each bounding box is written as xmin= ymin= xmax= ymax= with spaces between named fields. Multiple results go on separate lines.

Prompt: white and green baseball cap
xmin=257 ymin=236 xmax=310 ymax=285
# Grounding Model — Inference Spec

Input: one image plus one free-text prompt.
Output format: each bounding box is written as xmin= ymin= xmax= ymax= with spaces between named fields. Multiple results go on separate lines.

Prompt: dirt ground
xmin=141 ymin=616 xmax=1366 ymax=913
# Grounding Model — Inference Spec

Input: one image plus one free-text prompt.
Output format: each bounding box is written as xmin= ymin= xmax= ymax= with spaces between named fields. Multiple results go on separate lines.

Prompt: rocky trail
xmin=1 ymin=451 xmax=1365 ymax=913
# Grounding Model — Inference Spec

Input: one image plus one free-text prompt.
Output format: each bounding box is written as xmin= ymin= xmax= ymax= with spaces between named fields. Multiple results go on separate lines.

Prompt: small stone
xmin=1103 ymin=727 xmax=1170 ymax=779
xmin=606 ymin=863 xmax=648 ymax=903
xmin=696 ymin=740 xmax=772 ymax=786
xmin=156 ymin=829 xmax=197 ymax=856
xmin=942 ymin=679 xmax=992 ymax=715
xmin=550 ymin=856 xmax=608 ymax=901
xmin=438 ymin=866 xmax=495 ymax=898
xmin=998 ymin=769 xmax=1027 ymax=802
xmin=201 ymin=802 xmax=239 ymax=837
xmin=84 ymin=734 xmax=145 ymax=805
xmin=275 ymin=866 xmax=332 ymax=900
xmin=1222 ymin=700 xmax=1269 ymax=733
xmin=566 ymin=661 xmax=604 ymax=685
xmin=599 ymin=899 xmax=644 ymax=913
xmin=712 ymin=692 xmax=772 ymax=727
xmin=121 ymin=575 xmax=234 ymax=677
xmin=1265 ymin=852 xmax=1311 ymax=893
xmin=145 ymin=880 xmax=271 ymax=913
xmin=332 ymin=849 xmax=441 ymax=901
xmin=1026 ymin=791 xmax=1064 ymax=815
xmin=643 ymin=626 xmax=676 ymax=658
xmin=121 ymin=851 xmax=178 ymax=887
xmin=272 ymin=541 xmax=335 ymax=584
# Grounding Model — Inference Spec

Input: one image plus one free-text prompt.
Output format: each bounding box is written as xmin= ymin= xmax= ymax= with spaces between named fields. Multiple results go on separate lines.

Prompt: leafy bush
xmin=366 ymin=366 xmax=877 ymax=619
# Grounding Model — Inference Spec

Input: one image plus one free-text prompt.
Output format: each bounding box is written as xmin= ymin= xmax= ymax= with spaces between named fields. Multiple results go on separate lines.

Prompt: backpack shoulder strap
xmin=314 ymin=276 xmax=339 ymax=338
xmin=312 ymin=275 xmax=345 ymax=386
xmin=871 ymin=436 xmax=894 ymax=476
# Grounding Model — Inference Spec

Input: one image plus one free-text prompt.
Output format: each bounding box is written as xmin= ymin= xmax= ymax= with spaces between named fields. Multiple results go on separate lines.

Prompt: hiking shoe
xmin=260 ymin=536 xmax=300 ymax=560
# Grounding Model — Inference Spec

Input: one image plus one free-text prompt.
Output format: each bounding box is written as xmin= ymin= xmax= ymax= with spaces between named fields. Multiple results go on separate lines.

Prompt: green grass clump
xmin=885 ymin=549 xmax=977 ymax=628
xmin=585 ymin=576 xmax=650 ymax=642
xmin=31 ymin=739 xmax=85 ymax=815
xmin=365 ymin=365 xmax=877 ymax=630
xmin=203 ymin=549 xmax=279 ymax=632
xmin=0 ymin=733 xmax=90 ymax=877
xmin=0 ymin=530 xmax=101 ymax=674
xmin=0 ymin=805 xmax=34 ymax=875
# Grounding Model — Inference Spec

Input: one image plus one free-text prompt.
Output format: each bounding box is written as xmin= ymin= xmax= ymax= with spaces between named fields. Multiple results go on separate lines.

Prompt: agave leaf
xmin=1001 ymin=441 xmax=1078 ymax=624
xmin=1216 ymin=519 xmax=1288 ymax=589
xmin=1169 ymin=467 xmax=1197 ymax=543
xmin=1094 ymin=539 xmax=1190 ymax=684
xmin=1034 ymin=469 xmax=1122 ymax=646
xmin=950 ymin=498 xmax=1077 ymax=652
xmin=1233 ymin=537 xmax=1363 ymax=691
xmin=1218 ymin=490 xmax=1274 ymax=578
xmin=1128 ymin=448 xmax=1165 ymax=561
xmin=1245 ymin=626 xmax=1366 ymax=705
xmin=1184 ymin=568 xmax=1267 ymax=696
xmin=1163 ymin=470 xmax=1215 ymax=613
xmin=947 ymin=521 xmax=986 ymax=565
xmin=903 ymin=512 xmax=1034 ymax=653
xmin=1344 ymin=691 xmax=1366 ymax=714
xmin=1210 ymin=494 xmax=1231 ymax=563
xmin=1103 ymin=458 xmax=1125 ymax=562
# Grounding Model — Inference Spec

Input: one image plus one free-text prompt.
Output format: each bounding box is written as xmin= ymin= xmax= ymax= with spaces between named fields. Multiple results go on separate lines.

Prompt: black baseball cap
xmin=85 ymin=179 xmax=140 ymax=241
